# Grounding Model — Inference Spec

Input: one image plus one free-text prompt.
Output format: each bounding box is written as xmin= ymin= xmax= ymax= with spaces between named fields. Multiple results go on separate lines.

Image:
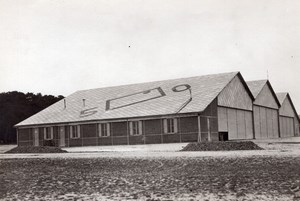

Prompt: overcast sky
xmin=0 ymin=0 xmax=299 ymax=112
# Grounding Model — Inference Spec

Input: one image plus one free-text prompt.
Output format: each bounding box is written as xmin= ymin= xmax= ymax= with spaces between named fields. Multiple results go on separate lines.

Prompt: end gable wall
xmin=254 ymin=84 xmax=279 ymax=109
xmin=218 ymin=75 xmax=253 ymax=111
xmin=279 ymin=98 xmax=295 ymax=117
xmin=279 ymin=96 xmax=300 ymax=136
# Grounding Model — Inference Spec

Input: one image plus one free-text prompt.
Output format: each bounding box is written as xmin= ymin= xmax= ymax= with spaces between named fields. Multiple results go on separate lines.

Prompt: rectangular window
xmin=44 ymin=127 xmax=53 ymax=140
xmin=98 ymin=123 xmax=110 ymax=137
xmin=167 ymin=119 xmax=174 ymax=133
xmin=164 ymin=118 xmax=178 ymax=134
xmin=130 ymin=121 xmax=142 ymax=135
xmin=70 ymin=125 xmax=80 ymax=139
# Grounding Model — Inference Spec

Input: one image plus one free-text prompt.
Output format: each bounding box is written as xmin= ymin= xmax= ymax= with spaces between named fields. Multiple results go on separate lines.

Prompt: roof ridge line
xmin=76 ymin=71 xmax=239 ymax=93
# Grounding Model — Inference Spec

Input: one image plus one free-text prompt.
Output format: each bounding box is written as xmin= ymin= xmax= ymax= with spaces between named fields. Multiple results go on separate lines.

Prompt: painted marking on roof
xmin=80 ymin=107 xmax=98 ymax=118
xmin=172 ymin=84 xmax=191 ymax=92
xmin=174 ymin=84 xmax=192 ymax=113
xmin=106 ymin=87 xmax=166 ymax=111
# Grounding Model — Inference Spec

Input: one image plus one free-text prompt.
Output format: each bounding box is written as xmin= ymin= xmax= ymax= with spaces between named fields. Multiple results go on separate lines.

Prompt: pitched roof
xmin=247 ymin=80 xmax=280 ymax=107
xmin=276 ymin=92 xmax=288 ymax=105
xmin=246 ymin=80 xmax=268 ymax=98
xmin=15 ymin=72 xmax=240 ymax=127
xmin=276 ymin=92 xmax=300 ymax=122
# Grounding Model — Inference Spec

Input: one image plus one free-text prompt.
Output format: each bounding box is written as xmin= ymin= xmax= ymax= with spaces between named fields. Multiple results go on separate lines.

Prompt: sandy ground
xmin=1 ymin=149 xmax=300 ymax=160
xmin=1 ymin=138 xmax=300 ymax=200
xmin=1 ymin=137 xmax=299 ymax=154
xmin=64 ymin=142 xmax=189 ymax=152
xmin=0 ymin=145 xmax=17 ymax=154
xmin=1 ymin=153 xmax=300 ymax=200
xmin=1 ymin=137 xmax=300 ymax=159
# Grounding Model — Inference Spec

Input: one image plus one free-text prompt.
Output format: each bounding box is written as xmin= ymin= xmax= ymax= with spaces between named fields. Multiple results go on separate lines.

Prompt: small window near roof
xmin=44 ymin=127 xmax=53 ymax=140
xmin=129 ymin=121 xmax=142 ymax=135
xmin=70 ymin=125 xmax=80 ymax=139
xmin=98 ymin=123 xmax=110 ymax=137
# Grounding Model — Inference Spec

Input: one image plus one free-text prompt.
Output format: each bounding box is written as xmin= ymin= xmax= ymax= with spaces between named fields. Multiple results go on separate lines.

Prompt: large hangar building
xmin=246 ymin=80 xmax=281 ymax=139
xmin=15 ymin=72 xmax=299 ymax=147
xmin=276 ymin=92 xmax=300 ymax=138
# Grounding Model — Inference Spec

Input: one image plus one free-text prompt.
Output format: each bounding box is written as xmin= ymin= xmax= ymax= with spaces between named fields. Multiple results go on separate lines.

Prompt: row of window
xmin=37 ymin=118 xmax=178 ymax=140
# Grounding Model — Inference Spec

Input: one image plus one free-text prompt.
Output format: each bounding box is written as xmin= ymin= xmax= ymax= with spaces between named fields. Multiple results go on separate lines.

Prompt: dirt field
xmin=1 ymin=155 xmax=300 ymax=200
xmin=1 ymin=140 xmax=300 ymax=200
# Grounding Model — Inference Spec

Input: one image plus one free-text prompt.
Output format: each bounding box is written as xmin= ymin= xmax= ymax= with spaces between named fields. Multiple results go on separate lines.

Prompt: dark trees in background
xmin=0 ymin=91 xmax=64 ymax=144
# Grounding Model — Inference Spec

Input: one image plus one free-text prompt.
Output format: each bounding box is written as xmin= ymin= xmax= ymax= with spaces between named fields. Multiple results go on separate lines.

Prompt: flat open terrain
xmin=1 ymin=139 xmax=300 ymax=200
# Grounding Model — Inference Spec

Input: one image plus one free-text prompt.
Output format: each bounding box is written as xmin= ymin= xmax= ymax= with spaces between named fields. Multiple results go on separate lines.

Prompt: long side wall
xmin=17 ymin=99 xmax=219 ymax=147
xmin=17 ymin=116 xmax=199 ymax=147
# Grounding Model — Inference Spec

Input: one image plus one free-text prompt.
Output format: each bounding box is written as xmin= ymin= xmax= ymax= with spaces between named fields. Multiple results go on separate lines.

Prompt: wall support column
xmin=197 ymin=115 xmax=201 ymax=142
xmin=16 ymin=128 xmax=19 ymax=146
xmin=161 ymin=118 xmax=163 ymax=143
xmin=127 ymin=120 xmax=129 ymax=145
xmin=207 ymin=118 xmax=211 ymax=141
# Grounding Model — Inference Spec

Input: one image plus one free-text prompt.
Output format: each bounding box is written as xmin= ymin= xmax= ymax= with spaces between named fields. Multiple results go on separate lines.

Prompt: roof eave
xmin=286 ymin=93 xmax=300 ymax=122
xmin=237 ymin=72 xmax=255 ymax=101
xmin=14 ymin=111 xmax=202 ymax=128
xmin=265 ymin=80 xmax=281 ymax=108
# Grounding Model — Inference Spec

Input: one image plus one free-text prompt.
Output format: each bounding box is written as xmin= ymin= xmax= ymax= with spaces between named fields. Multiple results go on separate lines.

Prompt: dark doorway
xmin=219 ymin=132 xmax=228 ymax=141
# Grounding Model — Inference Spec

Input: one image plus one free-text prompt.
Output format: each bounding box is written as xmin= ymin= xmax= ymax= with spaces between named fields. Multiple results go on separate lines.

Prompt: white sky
xmin=0 ymin=0 xmax=299 ymax=112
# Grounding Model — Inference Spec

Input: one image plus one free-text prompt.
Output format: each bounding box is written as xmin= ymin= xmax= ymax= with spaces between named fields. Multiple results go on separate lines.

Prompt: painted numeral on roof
xmin=172 ymin=84 xmax=191 ymax=92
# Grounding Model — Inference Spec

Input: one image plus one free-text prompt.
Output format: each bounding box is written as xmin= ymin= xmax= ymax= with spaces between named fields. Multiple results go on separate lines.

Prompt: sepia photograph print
xmin=1 ymin=0 xmax=300 ymax=200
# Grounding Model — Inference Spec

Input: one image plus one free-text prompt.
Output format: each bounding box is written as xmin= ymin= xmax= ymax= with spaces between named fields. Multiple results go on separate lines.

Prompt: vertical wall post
xmin=16 ymin=128 xmax=19 ymax=146
xmin=197 ymin=115 xmax=201 ymax=142
xmin=96 ymin=123 xmax=99 ymax=146
xmin=127 ymin=120 xmax=129 ymax=145
xmin=111 ymin=123 xmax=114 ymax=145
xmin=276 ymin=110 xmax=279 ymax=138
xmin=68 ymin=126 xmax=70 ymax=147
xmin=143 ymin=120 xmax=146 ymax=144
xmin=207 ymin=118 xmax=211 ymax=141
xmin=161 ymin=118 xmax=163 ymax=143
xmin=178 ymin=117 xmax=182 ymax=143
xmin=250 ymin=106 xmax=254 ymax=139
xmin=81 ymin=125 xmax=83 ymax=147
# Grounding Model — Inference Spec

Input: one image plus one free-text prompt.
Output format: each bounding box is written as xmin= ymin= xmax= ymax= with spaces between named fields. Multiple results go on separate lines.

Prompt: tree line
xmin=0 ymin=91 xmax=64 ymax=144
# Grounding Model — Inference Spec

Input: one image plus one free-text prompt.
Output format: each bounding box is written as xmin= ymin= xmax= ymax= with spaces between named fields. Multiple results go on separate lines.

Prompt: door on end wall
xmin=59 ymin=126 xmax=66 ymax=147
xmin=33 ymin=128 xmax=39 ymax=146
